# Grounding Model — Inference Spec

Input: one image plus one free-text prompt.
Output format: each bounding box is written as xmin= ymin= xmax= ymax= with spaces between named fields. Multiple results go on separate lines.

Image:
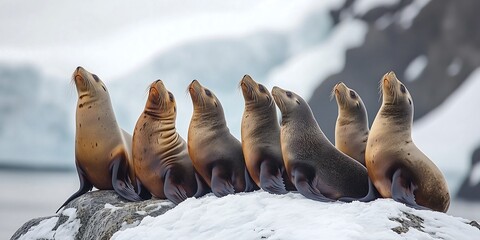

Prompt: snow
xmin=447 ymin=58 xmax=463 ymax=77
xmin=404 ymin=55 xmax=428 ymax=82
xmin=18 ymin=208 xmax=80 ymax=240
xmin=110 ymin=191 xmax=480 ymax=240
xmin=352 ymin=0 xmax=400 ymax=15
xmin=413 ymin=68 xmax=480 ymax=190
xmin=398 ymin=0 xmax=431 ymax=29
xmin=266 ymin=19 xmax=368 ymax=101
xmin=104 ymin=203 xmax=122 ymax=212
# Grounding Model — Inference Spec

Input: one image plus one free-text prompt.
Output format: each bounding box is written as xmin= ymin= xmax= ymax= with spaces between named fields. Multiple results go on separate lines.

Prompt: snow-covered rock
xmin=11 ymin=190 xmax=480 ymax=240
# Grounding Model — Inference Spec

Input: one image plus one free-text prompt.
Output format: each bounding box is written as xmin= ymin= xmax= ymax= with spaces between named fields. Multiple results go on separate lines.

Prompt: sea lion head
xmin=145 ymin=80 xmax=177 ymax=118
xmin=240 ymin=74 xmax=274 ymax=109
xmin=188 ymin=80 xmax=223 ymax=113
xmin=381 ymin=71 xmax=413 ymax=109
xmin=272 ymin=86 xmax=311 ymax=123
xmin=72 ymin=66 xmax=109 ymax=99
xmin=333 ymin=82 xmax=366 ymax=113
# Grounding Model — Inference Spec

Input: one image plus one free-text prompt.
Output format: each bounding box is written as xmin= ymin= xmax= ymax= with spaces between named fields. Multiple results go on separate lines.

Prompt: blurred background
xmin=1 ymin=0 xmax=480 ymax=238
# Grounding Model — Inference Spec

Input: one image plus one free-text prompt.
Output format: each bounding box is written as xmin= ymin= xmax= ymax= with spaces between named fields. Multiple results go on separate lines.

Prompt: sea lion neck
xmin=191 ymin=109 xmax=227 ymax=129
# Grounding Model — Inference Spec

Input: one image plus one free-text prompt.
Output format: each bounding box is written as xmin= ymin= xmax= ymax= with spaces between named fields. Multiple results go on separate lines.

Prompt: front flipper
xmin=211 ymin=165 xmax=235 ymax=197
xmin=260 ymin=161 xmax=287 ymax=194
xmin=164 ymin=169 xmax=188 ymax=204
xmin=391 ymin=169 xmax=430 ymax=210
xmin=57 ymin=162 xmax=93 ymax=213
xmin=111 ymin=157 xmax=142 ymax=202
xmin=136 ymin=179 xmax=152 ymax=200
xmin=293 ymin=168 xmax=333 ymax=202
xmin=193 ymin=172 xmax=211 ymax=198
xmin=338 ymin=177 xmax=380 ymax=202
xmin=244 ymin=168 xmax=259 ymax=192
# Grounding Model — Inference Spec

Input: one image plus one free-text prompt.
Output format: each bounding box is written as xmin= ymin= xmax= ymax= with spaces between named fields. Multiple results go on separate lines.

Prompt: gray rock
xmin=11 ymin=190 xmax=174 ymax=240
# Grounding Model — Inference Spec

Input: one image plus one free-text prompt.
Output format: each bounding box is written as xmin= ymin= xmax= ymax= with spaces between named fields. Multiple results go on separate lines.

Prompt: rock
xmin=310 ymin=0 xmax=480 ymax=141
xmin=11 ymin=190 xmax=174 ymax=240
xmin=457 ymin=146 xmax=480 ymax=200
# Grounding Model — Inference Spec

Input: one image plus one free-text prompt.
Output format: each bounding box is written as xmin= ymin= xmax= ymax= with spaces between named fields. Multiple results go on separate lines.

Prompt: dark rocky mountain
xmin=309 ymin=0 xmax=480 ymax=141
xmin=457 ymin=147 xmax=480 ymax=200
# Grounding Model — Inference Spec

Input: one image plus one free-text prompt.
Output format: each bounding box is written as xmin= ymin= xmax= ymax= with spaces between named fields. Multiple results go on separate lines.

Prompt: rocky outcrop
xmin=11 ymin=191 xmax=174 ymax=240
xmin=309 ymin=0 xmax=480 ymax=140
xmin=12 ymin=191 xmax=480 ymax=239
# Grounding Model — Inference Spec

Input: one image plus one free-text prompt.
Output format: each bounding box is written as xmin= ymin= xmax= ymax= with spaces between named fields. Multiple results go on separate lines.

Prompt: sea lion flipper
xmin=259 ymin=161 xmax=287 ymax=194
xmin=244 ymin=168 xmax=259 ymax=192
xmin=211 ymin=166 xmax=235 ymax=197
xmin=164 ymin=170 xmax=189 ymax=204
xmin=193 ymin=172 xmax=211 ymax=198
xmin=57 ymin=163 xmax=93 ymax=213
xmin=111 ymin=157 xmax=142 ymax=202
xmin=136 ymin=179 xmax=152 ymax=200
xmin=338 ymin=177 xmax=379 ymax=203
xmin=293 ymin=169 xmax=333 ymax=202
xmin=391 ymin=169 xmax=430 ymax=210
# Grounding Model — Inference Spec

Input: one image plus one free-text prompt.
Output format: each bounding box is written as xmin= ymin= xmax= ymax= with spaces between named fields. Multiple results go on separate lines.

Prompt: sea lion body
xmin=366 ymin=71 xmax=450 ymax=212
xmin=333 ymin=82 xmax=369 ymax=166
xmin=58 ymin=67 xmax=141 ymax=212
xmin=240 ymin=75 xmax=295 ymax=194
xmin=272 ymin=86 xmax=368 ymax=201
xmin=133 ymin=80 xmax=208 ymax=204
xmin=188 ymin=80 xmax=256 ymax=197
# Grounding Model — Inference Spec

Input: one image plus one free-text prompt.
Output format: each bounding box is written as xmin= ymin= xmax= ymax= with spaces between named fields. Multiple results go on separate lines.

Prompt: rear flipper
xmin=211 ymin=165 xmax=235 ymax=197
xmin=338 ymin=177 xmax=380 ymax=202
xmin=391 ymin=169 xmax=430 ymax=211
xmin=111 ymin=157 xmax=142 ymax=202
xmin=244 ymin=168 xmax=259 ymax=192
xmin=260 ymin=161 xmax=287 ymax=194
xmin=57 ymin=163 xmax=93 ymax=213
xmin=136 ymin=179 xmax=152 ymax=200
xmin=164 ymin=169 xmax=188 ymax=204
xmin=193 ymin=172 xmax=211 ymax=198
xmin=293 ymin=169 xmax=333 ymax=202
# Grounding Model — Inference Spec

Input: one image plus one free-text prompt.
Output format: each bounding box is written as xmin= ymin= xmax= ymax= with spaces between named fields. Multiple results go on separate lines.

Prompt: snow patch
xmin=266 ymin=19 xmax=368 ymax=100
xmin=399 ymin=0 xmax=431 ymax=28
xmin=111 ymin=191 xmax=480 ymax=240
xmin=352 ymin=0 xmax=400 ymax=15
xmin=447 ymin=58 xmax=463 ymax=77
xmin=18 ymin=208 xmax=80 ymax=240
xmin=470 ymin=162 xmax=480 ymax=186
xmin=105 ymin=203 xmax=122 ymax=213
xmin=404 ymin=55 xmax=427 ymax=82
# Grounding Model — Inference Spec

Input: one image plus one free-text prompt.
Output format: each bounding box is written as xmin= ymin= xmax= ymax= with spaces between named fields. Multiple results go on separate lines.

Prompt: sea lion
xmin=272 ymin=86 xmax=368 ymax=201
xmin=365 ymin=71 xmax=450 ymax=212
xmin=132 ymin=80 xmax=209 ymax=204
xmin=58 ymin=66 xmax=141 ymax=212
xmin=187 ymin=80 xmax=257 ymax=197
xmin=240 ymin=75 xmax=295 ymax=194
xmin=332 ymin=82 xmax=369 ymax=166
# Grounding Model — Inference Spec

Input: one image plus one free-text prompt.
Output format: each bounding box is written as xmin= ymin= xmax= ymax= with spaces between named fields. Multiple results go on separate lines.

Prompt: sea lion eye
xmin=286 ymin=91 xmax=292 ymax=98
xmin=400 ymin=84 xmax=406 ymax=93
xmin=349 ymin=90 xmax=356 ymax=98
xmin=92 ymin=74 xmax=100 ymax=82
xmin=259 ymin=84 xmax=266 ymax=93
xmin=205 ymin=89 xmax=212 ymax=97
xmin=168 ymin=92 xmax=174 ymax=102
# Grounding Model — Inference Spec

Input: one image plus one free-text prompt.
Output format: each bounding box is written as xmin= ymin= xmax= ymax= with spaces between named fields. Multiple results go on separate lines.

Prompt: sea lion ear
xmin=296 ymin=99 xmax=300 ymax=105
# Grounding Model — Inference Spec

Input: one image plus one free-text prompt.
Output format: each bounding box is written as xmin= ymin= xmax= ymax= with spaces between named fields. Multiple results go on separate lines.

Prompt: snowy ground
xmin=98 ymin=192 xmax=480 ymax=240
